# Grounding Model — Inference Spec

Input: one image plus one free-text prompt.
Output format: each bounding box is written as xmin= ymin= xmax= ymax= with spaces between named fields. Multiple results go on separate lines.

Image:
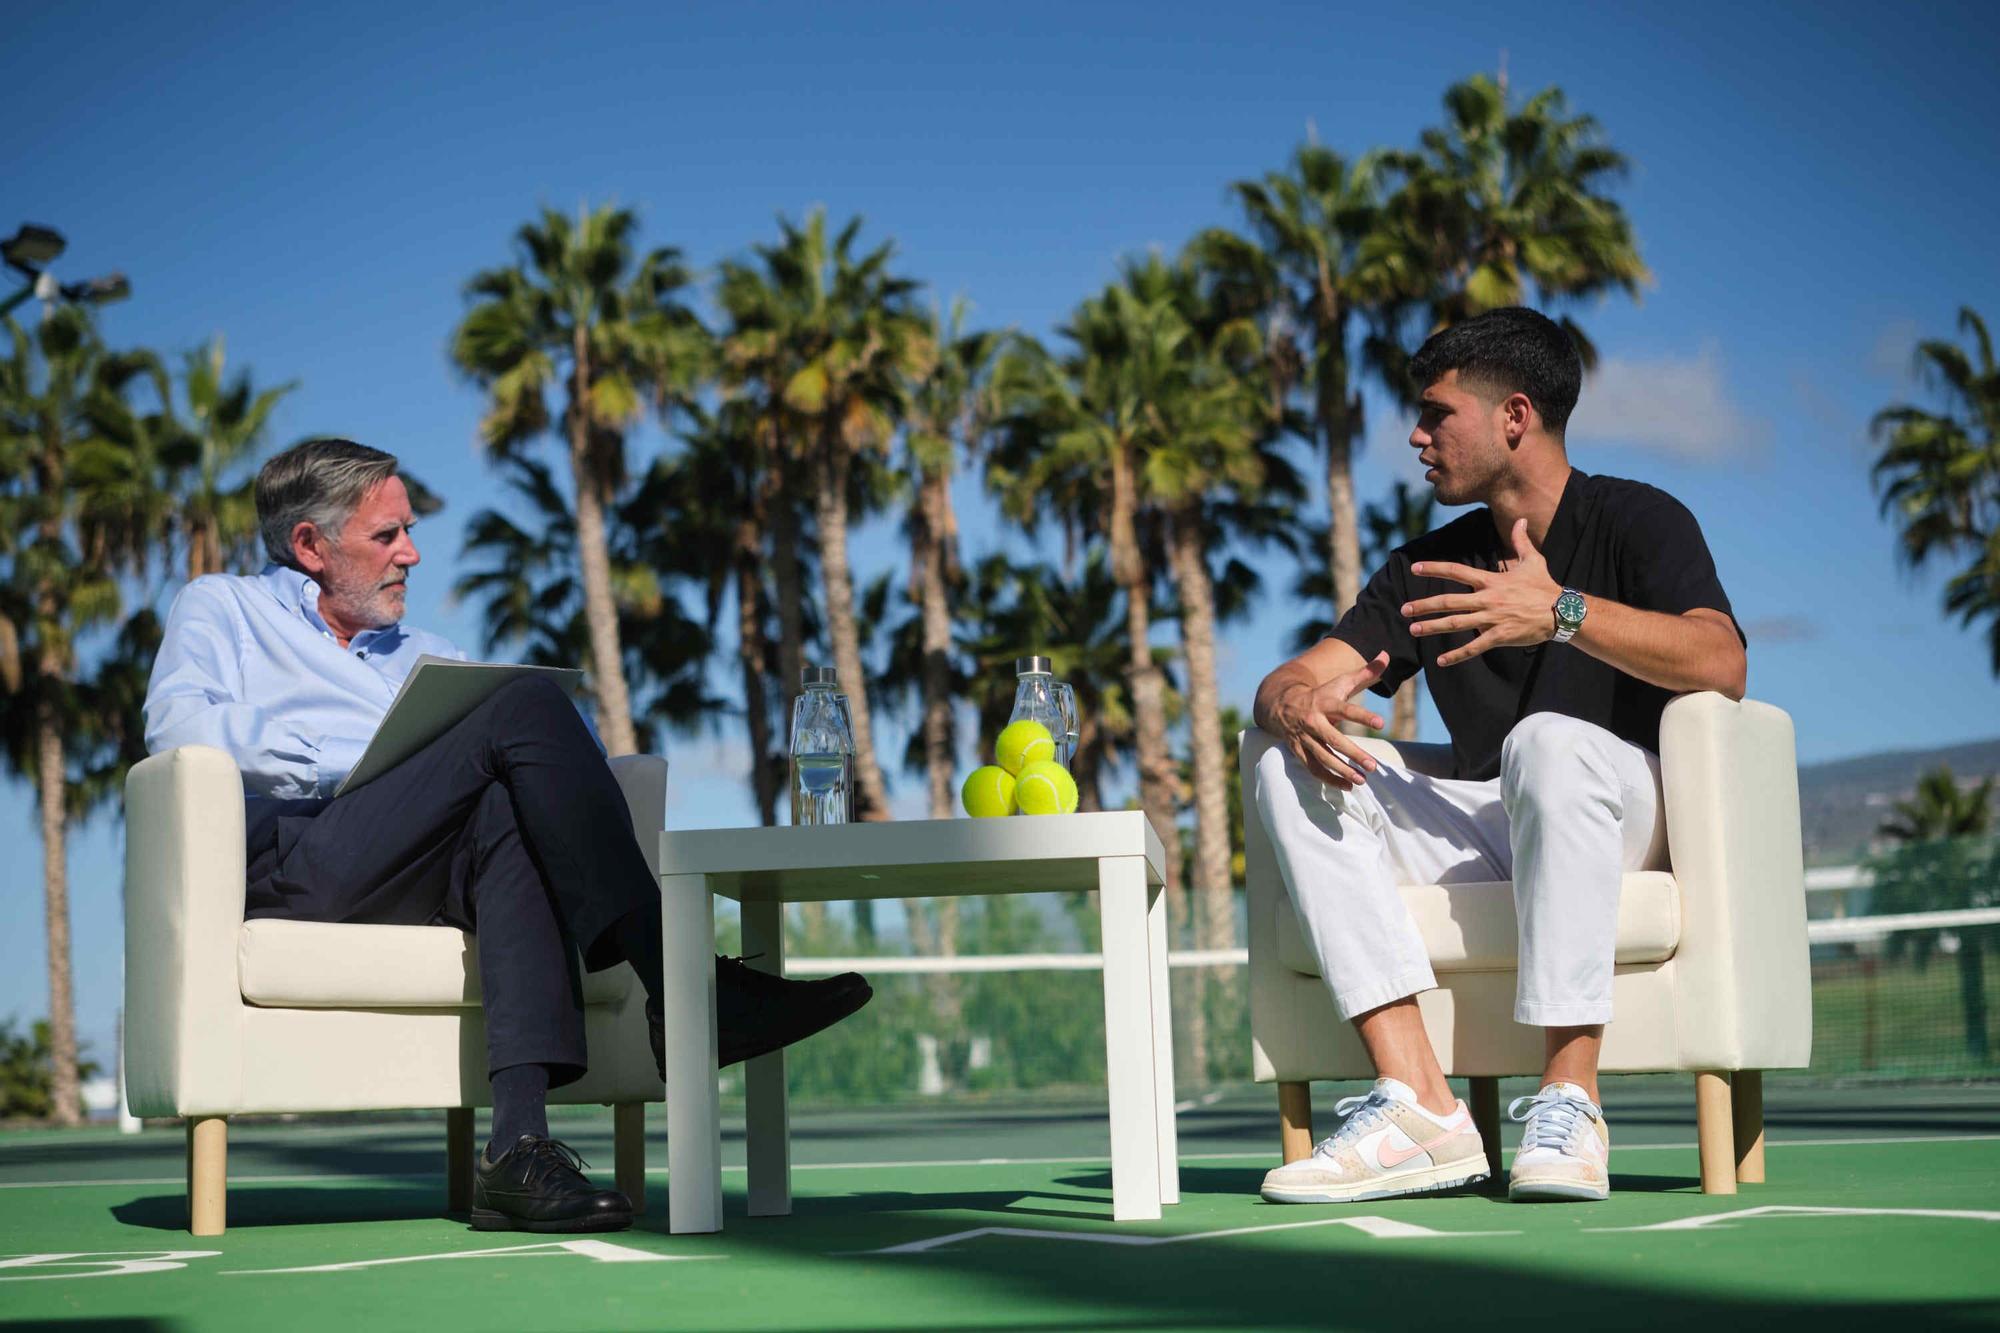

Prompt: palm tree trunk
xmin=734 ymin=526 xmax=779 ymax=825
xmin=813 ymin=431 xmax=891 ymax=822
xmin=916 ymin=468 xmax=957 ymax=821
xmin=569 ymin=329 xmax=639 ymax=756
xmin=1322 ymin=372 xmax=1363 ymax=618
xmin=36 ymin=695 xmax=81 ymax=1127
xmin=1167 ymin=503 xmax=1237 ymax=1064
xmin=1108 ymin=441 xmax=1196 ymax=1075
xmin=769 ymin=464 xmax=806 ymax=718
xmin=1389 ymin=678 xmax=1421 ymax=742
xmin=1960 ymin=936 xmax=1990 ymax=1063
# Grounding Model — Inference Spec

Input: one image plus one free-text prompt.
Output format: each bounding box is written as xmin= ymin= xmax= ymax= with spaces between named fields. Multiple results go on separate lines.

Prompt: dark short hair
xmin=255 ymin=438 xmax=400 ymax=569
xmin=1408 ymin=307 xmax=1583 ymax=436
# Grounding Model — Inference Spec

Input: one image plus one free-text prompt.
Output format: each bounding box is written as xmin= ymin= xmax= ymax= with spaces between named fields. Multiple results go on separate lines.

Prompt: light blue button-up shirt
xmin=144 ymin=564 xmax=467 ymax=800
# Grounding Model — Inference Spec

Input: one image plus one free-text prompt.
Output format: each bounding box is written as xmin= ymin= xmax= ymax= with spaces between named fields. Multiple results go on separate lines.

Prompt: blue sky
xmin=5 ymin=0 xmax=1998 ymax=1061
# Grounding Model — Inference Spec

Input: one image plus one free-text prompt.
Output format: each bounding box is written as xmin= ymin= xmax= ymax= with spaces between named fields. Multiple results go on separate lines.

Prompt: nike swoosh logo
xmin=1377 ymin=1136 xmax=1438 ymax=1168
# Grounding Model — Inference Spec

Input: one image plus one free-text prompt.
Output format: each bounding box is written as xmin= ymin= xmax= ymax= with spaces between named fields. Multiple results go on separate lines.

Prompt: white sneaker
xmin=1507 ymin=1082 xmax=1611 ymax=1202
xmin=1260 ymin=1078 xmax=1490 ymax=1204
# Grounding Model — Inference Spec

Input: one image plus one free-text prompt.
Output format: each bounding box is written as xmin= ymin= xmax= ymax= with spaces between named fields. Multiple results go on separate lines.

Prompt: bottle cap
xmin=1015 ymin=655 xmax=1052 ymax=676
xmin=803 ymin=665 xmax=837 ymax=687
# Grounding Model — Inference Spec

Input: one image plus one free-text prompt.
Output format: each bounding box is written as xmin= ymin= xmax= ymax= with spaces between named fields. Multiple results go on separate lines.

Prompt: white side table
xmin=659 ymin=810 xmax=1178 ymax=1233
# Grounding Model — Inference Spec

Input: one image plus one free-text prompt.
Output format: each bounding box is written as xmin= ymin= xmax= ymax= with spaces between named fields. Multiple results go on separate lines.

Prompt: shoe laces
xmin=514 ymin=1137 xmax=592 ymax=1187
xmin=1508 ymin=1087 xmax=1602 ymax=1153
xmin=1314 ymin=1090 xmax=1394 ymax=1157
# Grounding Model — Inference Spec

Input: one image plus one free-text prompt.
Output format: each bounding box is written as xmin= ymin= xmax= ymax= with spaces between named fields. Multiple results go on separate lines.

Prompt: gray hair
xmin=255 ymin=438 xmax=401 ymax=570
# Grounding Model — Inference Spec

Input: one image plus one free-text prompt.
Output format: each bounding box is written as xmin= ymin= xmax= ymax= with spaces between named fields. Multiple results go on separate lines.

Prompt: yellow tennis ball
xmin=961 ymin=765 xmax=1018 ymax=818
xmin=996 ymin=719 xmax=1056 ymax=775
xmin=1014 ymin=759 xmax=1078 ymax=815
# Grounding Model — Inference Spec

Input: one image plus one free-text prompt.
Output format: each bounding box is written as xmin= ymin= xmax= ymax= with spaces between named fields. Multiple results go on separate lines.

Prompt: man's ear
xmin=1502 ymin=392 xmax=1535 ymax=443
xmin=291 ymin=521 xmax=328 ymax=576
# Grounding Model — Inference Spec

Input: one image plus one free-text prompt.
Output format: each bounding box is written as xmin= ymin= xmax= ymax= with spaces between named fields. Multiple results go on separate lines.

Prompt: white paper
xmin=333 ymin=655 xmax=585 ymax=796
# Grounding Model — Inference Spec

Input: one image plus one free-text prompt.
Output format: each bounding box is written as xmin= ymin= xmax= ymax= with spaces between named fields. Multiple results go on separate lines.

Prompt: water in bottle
xmin=790 ymin=665 xmax=854 ymax=825
xmin=1009 ymin=656 xmax=1067 ymax=761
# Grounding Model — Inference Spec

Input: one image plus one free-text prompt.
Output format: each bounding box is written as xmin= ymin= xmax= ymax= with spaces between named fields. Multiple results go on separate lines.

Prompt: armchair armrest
xmin=123 ymin=745 xmax=250 ymax=1116
xmin=1658 ymin=693 xmax=1812 ymax=1070
xmin=607 ymin=754 xmax=669 ymax=878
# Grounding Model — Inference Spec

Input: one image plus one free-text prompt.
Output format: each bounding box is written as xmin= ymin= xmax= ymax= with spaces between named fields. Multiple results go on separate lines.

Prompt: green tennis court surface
xmin=4 ymin=1080 xmax=1998 ymax=1331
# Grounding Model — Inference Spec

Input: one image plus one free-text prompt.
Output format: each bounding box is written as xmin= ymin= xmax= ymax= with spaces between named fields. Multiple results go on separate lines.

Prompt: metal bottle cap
xmin=803 ymin=665 xmax=838 ymax=687
xmin=1015 ymin=655 xmax=1052 ymax=676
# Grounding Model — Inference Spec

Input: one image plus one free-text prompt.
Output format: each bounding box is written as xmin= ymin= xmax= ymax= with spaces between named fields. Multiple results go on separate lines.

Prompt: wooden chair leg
xmin=1468 ymin=1076 xmax=1503 ymax=1185
xmin=1278 ymin=1081 xmax=1313 ymax=1163
xmin=614 ymin=1103 xmax=646 ymax=1214
xmin=1732 ymin=1070 xmax=1766 ymax=1184
xmin=187 ymin=1116 xmax=228 ymax=1236
xmin=446 ymin=1108 xmax=474 ymax=1213
xmin=1695 ymin=1071 xmax=1737 ymax=1195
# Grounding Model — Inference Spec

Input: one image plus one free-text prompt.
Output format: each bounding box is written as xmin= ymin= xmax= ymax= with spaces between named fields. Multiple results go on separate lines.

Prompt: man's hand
xmin=1403 ymin=518 xmax=1563 ymax=667
xmin=1269 ymin=651 xmax=1390 ymax=791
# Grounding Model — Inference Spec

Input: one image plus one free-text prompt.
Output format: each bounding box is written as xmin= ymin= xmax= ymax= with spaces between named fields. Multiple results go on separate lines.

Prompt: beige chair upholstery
xmin=124 ymin=744 xmax=668 ymax=1234
xmin=1244 ymin=692 xmax=1812 ymax=1193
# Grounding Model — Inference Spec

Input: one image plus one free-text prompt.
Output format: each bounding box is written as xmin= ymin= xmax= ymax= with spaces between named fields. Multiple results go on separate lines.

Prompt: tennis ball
xmin=995 ymin=719 xmax=1056 ymax=775
xmin=961 ymin=765 xmax=1018 ymax=818
xmin=1014 ymin=759 xmax=1078 ymax=815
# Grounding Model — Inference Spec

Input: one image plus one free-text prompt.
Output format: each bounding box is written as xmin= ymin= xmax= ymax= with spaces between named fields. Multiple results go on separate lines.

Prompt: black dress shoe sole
xmin=720 ymin=979 xmax=874 ymax=1068
xmin=469 ymin=1205 xmax=634 ymax=1234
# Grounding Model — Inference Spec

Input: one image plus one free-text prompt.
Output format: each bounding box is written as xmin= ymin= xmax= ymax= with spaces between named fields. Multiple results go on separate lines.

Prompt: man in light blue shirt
xmin=143 ymin=438 xmax=869 ymax=1233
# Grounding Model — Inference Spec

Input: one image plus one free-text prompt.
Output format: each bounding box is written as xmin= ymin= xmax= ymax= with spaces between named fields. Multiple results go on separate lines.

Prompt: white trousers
xmin=1253 ymin=711 xmax=1667 ymax=1027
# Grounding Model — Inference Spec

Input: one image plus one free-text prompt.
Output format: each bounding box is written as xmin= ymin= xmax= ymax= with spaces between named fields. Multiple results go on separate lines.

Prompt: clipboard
xmin=334 ymin=655 xmax=585 ymax=796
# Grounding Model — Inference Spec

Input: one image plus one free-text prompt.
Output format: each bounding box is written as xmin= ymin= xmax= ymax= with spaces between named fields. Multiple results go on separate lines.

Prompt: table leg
xmin=662 ymin=872 xmax=722 ymax=1233
xmin=742 ymin=897 xmax=791 ymax=1217
xmin=1098 ymin=854 xmax=1163 ymax=1223
xmin=1146 ymin=878 xmax=1179 ymax=1205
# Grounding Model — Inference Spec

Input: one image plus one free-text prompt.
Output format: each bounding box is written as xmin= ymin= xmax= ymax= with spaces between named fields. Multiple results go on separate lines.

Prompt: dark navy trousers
xmin=243 ymin=676 xmax=657 ymax=1086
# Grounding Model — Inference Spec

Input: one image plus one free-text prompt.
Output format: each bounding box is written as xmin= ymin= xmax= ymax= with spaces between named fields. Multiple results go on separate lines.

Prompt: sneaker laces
xmin=1508 ymin=1087 xmax=1602 ymax=1153
xmin=1314 ymin=1090 xmax=1394 ymax=1157
xmin=517 ymin=1137 xmax=592 ymax=1188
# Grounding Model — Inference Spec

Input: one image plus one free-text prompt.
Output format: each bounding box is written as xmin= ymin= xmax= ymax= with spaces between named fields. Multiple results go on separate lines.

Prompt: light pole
xmin=1 ymin=223 xmax=130 ymax=320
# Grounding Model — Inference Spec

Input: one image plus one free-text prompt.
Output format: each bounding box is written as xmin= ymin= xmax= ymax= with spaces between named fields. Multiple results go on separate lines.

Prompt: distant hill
xmin=1798 ymin=736 xmax=2000 ymax=865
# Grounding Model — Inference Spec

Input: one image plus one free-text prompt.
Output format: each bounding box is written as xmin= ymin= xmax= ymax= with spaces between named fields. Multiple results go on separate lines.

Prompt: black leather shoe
xmin=471 ymin=1136 xmax=633 ymax=1233
xmin=645 ymin=959 xmax=873 ymax=1078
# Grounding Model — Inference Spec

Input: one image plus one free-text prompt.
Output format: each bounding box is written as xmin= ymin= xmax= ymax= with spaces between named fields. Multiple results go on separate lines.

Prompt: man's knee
xmin=1501 ymin=711 xmax=1616 ymax=802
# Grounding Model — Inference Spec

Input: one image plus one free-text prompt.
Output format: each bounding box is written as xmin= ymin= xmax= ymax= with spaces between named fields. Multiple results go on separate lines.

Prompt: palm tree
xmin=1372 ymin=74 xmax=1649 ymax=369
xmin=0 ymin=309 xmax=164 ymax=1124
xmin=1203 ymin=143 xmax=1386 ymax=620
xmin=451 ymin=451 xmax=720 ymax=755
xmin=451 ymin=205 xmax=707 ymax=755
xmin=163 ymin=338 xmax=294 ymax=579
xmin=902 ymin=302 xmax=1002 ymax=819
xmin=1871 ymin=308 xmax=2000 ymax=674
xmin=1872 ymin=765 xmax=1998 ymax=1062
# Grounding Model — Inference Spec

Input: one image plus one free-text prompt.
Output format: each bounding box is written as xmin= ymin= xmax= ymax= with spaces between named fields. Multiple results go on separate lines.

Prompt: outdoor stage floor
xmin=3 ymin=1079 xmax=1998 ymax=1331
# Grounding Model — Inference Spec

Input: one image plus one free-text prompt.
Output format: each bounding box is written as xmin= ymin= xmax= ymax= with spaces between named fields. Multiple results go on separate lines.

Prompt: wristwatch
xmin=1552 ymin=588 xmax=1587 ymax=644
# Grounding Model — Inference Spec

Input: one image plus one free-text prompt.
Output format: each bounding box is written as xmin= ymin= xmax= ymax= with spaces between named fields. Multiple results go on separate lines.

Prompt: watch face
xmin=1555 ymin=590 xmax=1587 ymax=626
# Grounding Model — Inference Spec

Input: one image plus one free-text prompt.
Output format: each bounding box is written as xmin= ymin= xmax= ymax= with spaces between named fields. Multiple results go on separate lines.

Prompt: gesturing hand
xmin=1273 ymin=651 xmax=1390 ymax=791
xmin=1403 ymin=518 xmax=1563 ymax=667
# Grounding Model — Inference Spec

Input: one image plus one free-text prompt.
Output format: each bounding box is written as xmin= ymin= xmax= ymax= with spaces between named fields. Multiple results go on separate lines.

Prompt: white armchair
xmin=123 ymin=745 xmax=667 ymax=1235
xmin=1244 ymin=692 xmax=1812 ymax=1194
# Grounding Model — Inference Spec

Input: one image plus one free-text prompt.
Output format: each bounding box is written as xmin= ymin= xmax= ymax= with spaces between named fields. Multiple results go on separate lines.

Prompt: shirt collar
xmin=257 ymin=562 xmax=401 ymax=647
xmin=1538 ymin=467 xmax=1591 ymax=585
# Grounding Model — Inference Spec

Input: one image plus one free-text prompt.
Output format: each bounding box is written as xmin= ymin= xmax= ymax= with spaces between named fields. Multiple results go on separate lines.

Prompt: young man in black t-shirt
xmin=1249 ymin=308 xmax=1747 ymax=1205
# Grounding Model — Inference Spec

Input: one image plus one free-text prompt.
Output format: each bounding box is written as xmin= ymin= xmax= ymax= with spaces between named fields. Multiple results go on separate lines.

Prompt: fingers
xmin=1402 ymin=593 xmax=1478 ymax=618
xmin=1409 ymin=613 xmax=1478 ymax=637
xmin=1334 ymin=699 xmax=1387 ymax=731
xmin=1436 ymin=628 xmax=1502 ymax=667
xmin=1293 ymin=734 xmax=1370 ymax=790
xmin=1509 ymin=517 xmax=1538 ymax=559
xmin=1408 ymin=560 xmax=1490 ymax=589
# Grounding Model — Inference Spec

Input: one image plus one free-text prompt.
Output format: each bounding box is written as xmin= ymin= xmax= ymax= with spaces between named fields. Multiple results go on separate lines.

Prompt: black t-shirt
xmin=1330 ymin=469 xmax=1744 ymax=781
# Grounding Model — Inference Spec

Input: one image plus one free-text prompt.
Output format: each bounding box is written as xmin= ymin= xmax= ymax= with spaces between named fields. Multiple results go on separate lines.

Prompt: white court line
xmin=3 ymin=1131 xmax=1998 ymax=1192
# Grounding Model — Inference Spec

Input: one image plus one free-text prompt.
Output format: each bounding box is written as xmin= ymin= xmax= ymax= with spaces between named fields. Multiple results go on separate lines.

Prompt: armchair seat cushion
xmin=1273 ymin=871 xmax=1681 ymax=978
xmin=238 ymin=919 xmax=634 ymax=1009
